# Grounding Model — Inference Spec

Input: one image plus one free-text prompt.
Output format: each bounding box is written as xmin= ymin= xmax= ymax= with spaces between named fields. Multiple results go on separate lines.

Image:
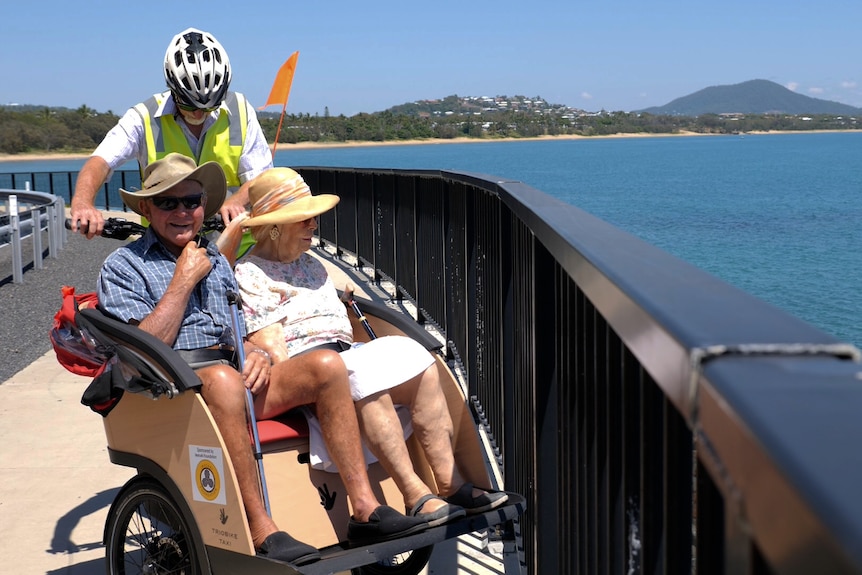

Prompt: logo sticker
xmin=189 ymin=445 xmax=226 ymax=504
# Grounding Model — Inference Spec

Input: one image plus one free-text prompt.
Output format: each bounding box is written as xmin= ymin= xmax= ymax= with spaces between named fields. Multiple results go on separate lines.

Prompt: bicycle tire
xmin=105 ymin=477 xmax=204 ymax=575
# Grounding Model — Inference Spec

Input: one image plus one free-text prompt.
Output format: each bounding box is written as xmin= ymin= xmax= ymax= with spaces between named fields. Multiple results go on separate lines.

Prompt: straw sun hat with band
xmin=119 ymin=153 xmax=227 ymax=220
xmin=243 ymin=168 xmax=339 ymax=229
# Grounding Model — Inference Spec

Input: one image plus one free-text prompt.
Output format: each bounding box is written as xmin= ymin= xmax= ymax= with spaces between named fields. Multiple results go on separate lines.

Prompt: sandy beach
xmin=0 ymin=131 xmax=716 ymax=163
xmin=1 ymin=129 xmax=856 ymax=163
xmin=0 ymin=135 xmax=595 ymax=163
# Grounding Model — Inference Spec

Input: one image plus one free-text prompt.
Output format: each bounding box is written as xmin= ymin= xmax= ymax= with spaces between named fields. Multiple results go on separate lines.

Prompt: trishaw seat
xmin=257 ymin=410 xmax=310 ymax=444
xmin=77 ymin=307 xmax=309 ymax=445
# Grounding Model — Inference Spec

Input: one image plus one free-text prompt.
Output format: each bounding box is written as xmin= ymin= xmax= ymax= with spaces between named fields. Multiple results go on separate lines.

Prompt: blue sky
xmin=3 ymin=1 xmax=861 ymax=116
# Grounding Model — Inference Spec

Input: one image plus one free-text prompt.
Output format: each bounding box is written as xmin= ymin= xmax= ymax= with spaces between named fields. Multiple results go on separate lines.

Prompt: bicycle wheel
xmin=352 ymin=545 xmax=433 ymax=575
xmin=105 ymin=477 xmax=203 ymax=575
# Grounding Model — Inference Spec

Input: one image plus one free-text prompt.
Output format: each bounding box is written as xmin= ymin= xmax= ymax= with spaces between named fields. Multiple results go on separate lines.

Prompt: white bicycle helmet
xmin=164 ymin=28 xmax=231 ymax=110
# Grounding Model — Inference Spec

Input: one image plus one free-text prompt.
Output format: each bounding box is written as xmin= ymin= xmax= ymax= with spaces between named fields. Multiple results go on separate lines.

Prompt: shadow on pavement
xmin=46 ymin=558 xmax=105 ymax=575
xmin=48 ymin=487 xmax=120 ymax=555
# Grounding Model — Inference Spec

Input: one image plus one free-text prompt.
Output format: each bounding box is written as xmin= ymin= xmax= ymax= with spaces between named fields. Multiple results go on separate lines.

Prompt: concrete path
xmin=0 ymin=353 xmax=135 ymax=574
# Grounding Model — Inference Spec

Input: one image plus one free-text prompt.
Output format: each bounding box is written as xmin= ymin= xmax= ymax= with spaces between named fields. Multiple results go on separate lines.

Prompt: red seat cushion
xmin=257 ymin=411 xmax=309 ymax=445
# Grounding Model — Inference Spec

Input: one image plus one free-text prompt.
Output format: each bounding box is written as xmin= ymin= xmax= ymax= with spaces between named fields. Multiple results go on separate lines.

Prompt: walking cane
xmin=340 ymin=283 xmax=377 ymax=340
xmin=226 ymin=290 xmax=271 ymax=515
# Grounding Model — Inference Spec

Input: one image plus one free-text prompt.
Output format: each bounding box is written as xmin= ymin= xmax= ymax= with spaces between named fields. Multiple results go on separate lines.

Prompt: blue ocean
xmin=3 ymin=132 xmax=860 ymax=347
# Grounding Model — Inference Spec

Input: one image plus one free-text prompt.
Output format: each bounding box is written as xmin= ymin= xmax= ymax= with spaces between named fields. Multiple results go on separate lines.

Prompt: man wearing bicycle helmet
xmin=70 ymin=28 xmax=271 ymax=241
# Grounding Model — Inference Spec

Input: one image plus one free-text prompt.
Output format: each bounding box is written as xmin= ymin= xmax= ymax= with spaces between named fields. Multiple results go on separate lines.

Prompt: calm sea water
xmin=3 ymin=132 xmax=860 ymax=347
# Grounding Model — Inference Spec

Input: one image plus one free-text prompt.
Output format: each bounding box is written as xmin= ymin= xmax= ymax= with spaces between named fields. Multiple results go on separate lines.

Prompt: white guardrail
xmin=1 ymin=185 xmax=67 ymax=283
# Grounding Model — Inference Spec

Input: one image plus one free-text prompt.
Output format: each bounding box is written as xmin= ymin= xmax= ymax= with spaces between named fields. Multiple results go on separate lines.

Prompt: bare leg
xmin=387 ymin=364 xmax=496 ymax=502
xmin=386 ymin=365 xmax=467 ymax=497
xmin=255 ymin=349 xmax=382 ymax=521
xmin=196 ymin=365 xmax=277 ymax=547
xmin=355 ymin=390 xmax=446 ymax=513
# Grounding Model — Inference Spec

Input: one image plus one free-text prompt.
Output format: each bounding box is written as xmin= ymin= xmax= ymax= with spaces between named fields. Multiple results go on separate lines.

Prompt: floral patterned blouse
xmin=234 ymin=253 xmax=353 ymax=357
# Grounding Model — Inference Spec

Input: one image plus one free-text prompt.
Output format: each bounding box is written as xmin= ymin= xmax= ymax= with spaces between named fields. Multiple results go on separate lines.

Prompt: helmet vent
xmin=164 ymin=28 xmax=231 ymax=109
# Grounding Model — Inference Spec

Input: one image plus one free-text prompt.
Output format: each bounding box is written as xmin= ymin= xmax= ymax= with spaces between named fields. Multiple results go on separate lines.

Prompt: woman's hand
xmin=242 ymin=346 xmax=271 ymax=394
xmin=215 ymin=212 xmax=249 ymax=267
xmin=219 ymin=194 xmax=249 ymax=224
xmin=248 ymin=323 xmax=291 ymax=364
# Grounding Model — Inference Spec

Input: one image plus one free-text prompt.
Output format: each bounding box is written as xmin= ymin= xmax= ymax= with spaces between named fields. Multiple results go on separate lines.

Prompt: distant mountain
xmin=637 ymin=79 xmax=862 ymax=116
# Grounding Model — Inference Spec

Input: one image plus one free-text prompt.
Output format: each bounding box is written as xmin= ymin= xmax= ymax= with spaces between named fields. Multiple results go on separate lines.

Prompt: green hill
xmin=638 ymin=79 xmax=862 ymax=116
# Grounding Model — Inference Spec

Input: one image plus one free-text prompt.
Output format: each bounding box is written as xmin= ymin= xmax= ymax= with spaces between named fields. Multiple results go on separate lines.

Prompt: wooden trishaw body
xmin=78 ymin=292 xmax=524 ymax=574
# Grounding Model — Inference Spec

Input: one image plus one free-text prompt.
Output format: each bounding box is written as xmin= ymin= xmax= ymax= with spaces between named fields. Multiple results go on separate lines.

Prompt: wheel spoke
xmin=106 ymin=479 xmax=200 ymax=575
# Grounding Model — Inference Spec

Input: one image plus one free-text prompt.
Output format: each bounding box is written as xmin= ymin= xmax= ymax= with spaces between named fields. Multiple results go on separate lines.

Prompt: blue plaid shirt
xmin=97 ymin=228 xmax=244 ymax=350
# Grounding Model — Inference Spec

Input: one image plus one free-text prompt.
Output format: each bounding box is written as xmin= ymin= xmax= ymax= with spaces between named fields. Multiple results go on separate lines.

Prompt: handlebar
xmin=65 ymin=215 xmax=226 ymax=240
xmin=65 ymin=217 xmax=146 ymax=240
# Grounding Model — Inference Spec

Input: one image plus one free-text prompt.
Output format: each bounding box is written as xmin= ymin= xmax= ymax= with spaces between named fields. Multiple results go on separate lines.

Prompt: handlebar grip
xmin=65 ymin=218 xmax=87 ymax=233
xmin=65 ymin=217 xmax=147 ymax=240
xmin=66 ymin=216 xmax=220 ymax=239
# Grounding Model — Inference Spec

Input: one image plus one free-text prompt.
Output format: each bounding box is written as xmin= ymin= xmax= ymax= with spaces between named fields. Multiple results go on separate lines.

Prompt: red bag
xmin=50 ymin=286 xmax=107 ymax=376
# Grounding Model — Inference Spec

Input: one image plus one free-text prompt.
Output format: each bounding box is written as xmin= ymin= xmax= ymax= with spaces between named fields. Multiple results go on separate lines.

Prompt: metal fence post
xmin=31 ymin=205 xmax=43 ymax=270
xmin=60 ymin=196 xmax=67 ymax=247
xmin=48 ymin=199 xmax=58 ymax=258
xmin=10 ymin=195 xmax=22 ymax=284
xmin=47 ymin=195 xmax=66 ymax=258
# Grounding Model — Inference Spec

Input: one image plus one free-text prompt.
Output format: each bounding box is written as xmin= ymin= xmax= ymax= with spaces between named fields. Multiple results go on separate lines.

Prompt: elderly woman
xmin=222 ymin=167 xmax=507 ymax=526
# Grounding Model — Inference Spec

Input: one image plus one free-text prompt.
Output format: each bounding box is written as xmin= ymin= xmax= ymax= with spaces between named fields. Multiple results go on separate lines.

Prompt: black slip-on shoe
xmin=407 ymin=493 xmax=467 ymax=527
xmin=444 ymin=482 xmax=509 ymax=515
xmin=257 ymin=531 xmax=321 ymax=566
xmin=347 ymin=505 xmax=430 ymax=545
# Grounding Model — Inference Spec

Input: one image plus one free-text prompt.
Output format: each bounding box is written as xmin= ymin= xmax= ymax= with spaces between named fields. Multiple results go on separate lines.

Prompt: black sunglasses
xmin=150 ymin=194 xmax=205 ymax=211
xmin=176 ymin=101 xmax=219 ymax=113
xmin=172 ymin=92 xmax=219 ymax=114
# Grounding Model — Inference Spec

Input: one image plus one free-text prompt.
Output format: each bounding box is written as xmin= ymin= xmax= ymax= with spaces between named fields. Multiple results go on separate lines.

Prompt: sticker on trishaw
xmin=189 ymin=445 xmax=226 ymax=504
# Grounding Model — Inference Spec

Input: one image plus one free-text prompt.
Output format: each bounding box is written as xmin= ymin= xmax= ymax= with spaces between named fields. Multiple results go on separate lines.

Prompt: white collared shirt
xmin=91 ymin=92 xmax=273 ymax=193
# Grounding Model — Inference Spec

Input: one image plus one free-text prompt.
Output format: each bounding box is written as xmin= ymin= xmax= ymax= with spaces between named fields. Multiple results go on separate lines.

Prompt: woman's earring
xmin=269 ymin=226 xmax=280 ymax=241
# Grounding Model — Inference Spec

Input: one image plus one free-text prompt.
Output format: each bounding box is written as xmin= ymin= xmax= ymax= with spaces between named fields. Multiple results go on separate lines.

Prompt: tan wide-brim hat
xmin=119 ymin=153 xmax=227 ymax=219
xmin=242 ymin=167 xmax=339 ymax=228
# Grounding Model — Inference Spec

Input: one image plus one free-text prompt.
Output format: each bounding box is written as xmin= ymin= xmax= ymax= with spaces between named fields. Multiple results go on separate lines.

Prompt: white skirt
xmin=341 ymin=335 xmax=436 ymax=401
xmin=304 ymin=335 xmax=435 ymax=472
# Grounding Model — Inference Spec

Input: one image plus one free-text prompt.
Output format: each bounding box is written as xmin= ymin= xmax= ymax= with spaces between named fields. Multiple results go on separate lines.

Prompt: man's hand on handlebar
xmin=69 ymin=204 xmax=105 ymax=239
xmin=65 ymin=216 xmax=224 ymax=241
xmin=65 ymin=217 xmax=147 ymax=240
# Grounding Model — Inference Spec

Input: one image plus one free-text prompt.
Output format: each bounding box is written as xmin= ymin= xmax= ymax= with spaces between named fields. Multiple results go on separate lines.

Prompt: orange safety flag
xmin=259 ymin=51 xmax=299 ymax=110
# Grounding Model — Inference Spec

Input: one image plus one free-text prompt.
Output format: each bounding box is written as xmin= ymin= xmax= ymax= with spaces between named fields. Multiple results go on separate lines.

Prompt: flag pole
xmin=259 ymin=51 xmax=299 ymax=161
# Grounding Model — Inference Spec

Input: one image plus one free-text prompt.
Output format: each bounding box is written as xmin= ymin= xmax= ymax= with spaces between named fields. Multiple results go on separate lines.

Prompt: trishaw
xmin=58 ymin=218 xmax=525 ymax=575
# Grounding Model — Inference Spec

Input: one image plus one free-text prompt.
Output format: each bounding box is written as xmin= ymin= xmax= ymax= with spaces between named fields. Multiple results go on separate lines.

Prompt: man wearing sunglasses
xmin=70 ymin=27 xmax=271 ymax=241
xmin=97 ymin=153 xmax=430 ymax=566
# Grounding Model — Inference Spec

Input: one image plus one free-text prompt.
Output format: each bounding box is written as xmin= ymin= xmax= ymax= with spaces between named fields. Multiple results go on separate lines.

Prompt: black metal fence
xmin=300 ymin=167 xmax=862 ymax=575
xmin=0 ymin=169 xmax=139 ymax=213
xmin=8 ymin=167 xmax=862 ymax=574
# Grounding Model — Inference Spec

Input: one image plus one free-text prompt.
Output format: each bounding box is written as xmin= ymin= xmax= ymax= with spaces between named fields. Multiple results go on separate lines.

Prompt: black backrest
xmin=77 ymin=307 xmax=201 ymax=392
xmin=350 ymin=294 xmax=442 ymax=351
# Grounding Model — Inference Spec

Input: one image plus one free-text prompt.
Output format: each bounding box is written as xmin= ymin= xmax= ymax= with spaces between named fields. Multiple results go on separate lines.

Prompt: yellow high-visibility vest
xmin=133 ymin=91 xmax=256 ymax=257
xmin=134 ymin=91 xmax=248 ymax=187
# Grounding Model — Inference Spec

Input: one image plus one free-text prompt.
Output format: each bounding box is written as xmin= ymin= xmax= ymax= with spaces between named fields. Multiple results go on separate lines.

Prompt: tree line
xmin=0 ymin=104 xmax=857 ymax=155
